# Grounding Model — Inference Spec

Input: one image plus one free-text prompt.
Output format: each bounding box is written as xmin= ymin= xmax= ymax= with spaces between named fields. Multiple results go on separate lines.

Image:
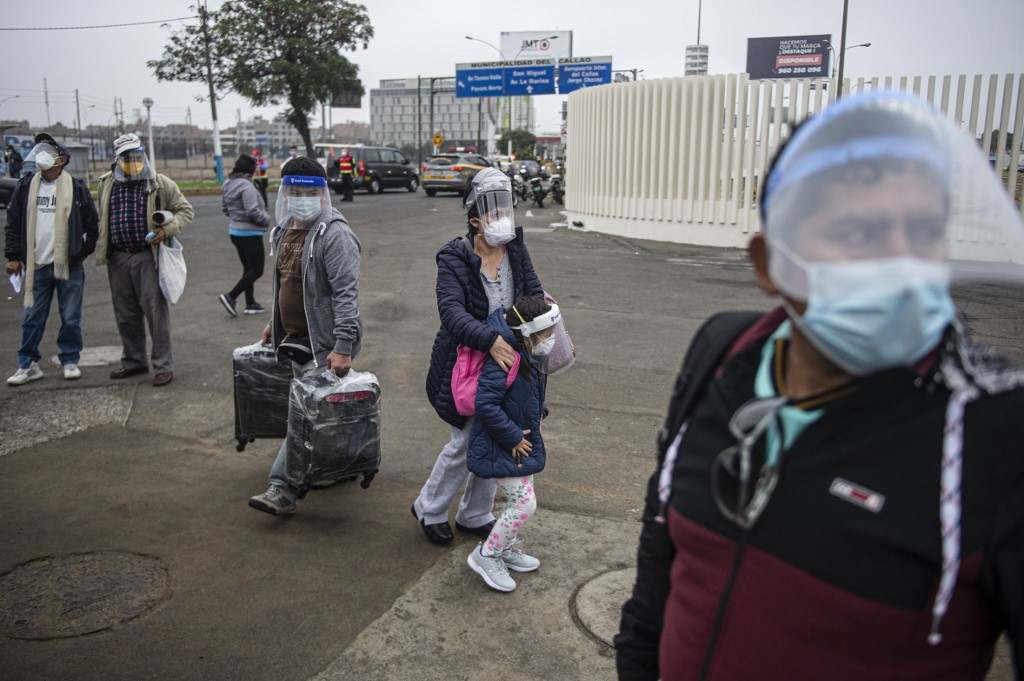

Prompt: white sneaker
xmin=63 ymin=364 xmax=82 ymax=380
xmin=7 ymin=362 xmax=43 ymax=386
xmin=467 ymin=543 xmax=516 ymax=592
xmin=502 ymin=540 xmax=540 ymax=573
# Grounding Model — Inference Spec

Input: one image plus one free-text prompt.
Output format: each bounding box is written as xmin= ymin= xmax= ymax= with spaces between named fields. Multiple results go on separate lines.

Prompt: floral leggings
xmin=482 ymin=476 xmax=537 ymax=556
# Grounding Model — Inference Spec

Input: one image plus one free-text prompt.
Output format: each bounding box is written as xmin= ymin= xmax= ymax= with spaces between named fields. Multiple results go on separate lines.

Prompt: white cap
xmin=113 ymin=133 xmax=143 ymax=157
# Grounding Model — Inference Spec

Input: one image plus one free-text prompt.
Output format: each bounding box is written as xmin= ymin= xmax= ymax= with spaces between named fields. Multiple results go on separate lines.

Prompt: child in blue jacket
xmin=466 ymin=293 xmax=558 ymax=592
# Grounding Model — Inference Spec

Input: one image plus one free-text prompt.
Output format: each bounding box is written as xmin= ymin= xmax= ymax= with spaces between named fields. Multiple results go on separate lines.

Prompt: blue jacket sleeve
xmin=475 ymin=357 xmax=524 ymax=451
xmin=436 ymin=256 xmax=499 ymax=352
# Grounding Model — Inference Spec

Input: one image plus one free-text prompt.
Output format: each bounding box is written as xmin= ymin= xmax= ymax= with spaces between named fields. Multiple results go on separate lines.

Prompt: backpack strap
xmin=655 ymin=311 xmax=764 ymax=462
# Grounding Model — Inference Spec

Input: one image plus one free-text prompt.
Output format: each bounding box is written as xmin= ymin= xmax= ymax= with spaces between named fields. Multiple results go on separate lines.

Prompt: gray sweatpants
xmin=107 ymin=249 xmax=173 ymax=373
xmin=413 ymin=418 xmax=497 ymax=528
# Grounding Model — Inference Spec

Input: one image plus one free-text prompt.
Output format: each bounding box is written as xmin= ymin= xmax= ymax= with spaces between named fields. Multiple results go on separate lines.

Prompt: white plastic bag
xmin=158 ymin=236 xmax=187 ymax=304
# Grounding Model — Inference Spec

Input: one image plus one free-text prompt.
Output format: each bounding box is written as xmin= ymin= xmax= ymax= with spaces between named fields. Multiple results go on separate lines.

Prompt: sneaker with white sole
xmin=218 ymin=293 xmax=238 ymax=318
xmin=63 ymin=364 xmax=82 ymax=380
xmin=248 ymin=484 xmax=296 ymax=515
xmin=502 ymin=540 xmax=540 ymax=573
xmin=467 ymin=543 xmax=516 ymax=592
xmin=7 ymin=362 xmax=43 ymax=387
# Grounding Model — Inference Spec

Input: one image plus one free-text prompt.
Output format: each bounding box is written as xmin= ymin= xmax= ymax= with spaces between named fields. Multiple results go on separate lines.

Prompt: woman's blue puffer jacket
xmin=467 ymin=311 xmax=547 ymax=479
xmin=425 ymin=227 xmax=543 ymax=429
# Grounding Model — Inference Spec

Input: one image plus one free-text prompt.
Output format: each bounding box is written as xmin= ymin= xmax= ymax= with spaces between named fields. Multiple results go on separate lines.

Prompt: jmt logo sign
xmin=522 ymin=39 xmax=551 ymax=51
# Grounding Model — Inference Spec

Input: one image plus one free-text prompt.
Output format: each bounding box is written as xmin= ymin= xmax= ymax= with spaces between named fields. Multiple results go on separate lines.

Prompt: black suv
xmin=324 ymin=145 xmax=419 ymax=194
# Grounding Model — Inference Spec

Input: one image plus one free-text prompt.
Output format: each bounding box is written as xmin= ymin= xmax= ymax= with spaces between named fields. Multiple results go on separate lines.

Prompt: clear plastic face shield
xmin=511 ymin=303 xmax=560 ymax=362
xmin=761 ymin=92 xmax=1024 ymax=374
xmin=275 ymin=175 xmax=330 ymax=227
xmin=114 ymin=148 xmax=155 ymax=185
xmin=763 ymin=91 xmax=1024 ymax=300
xmin=466 ymin=167 xmax=515 ymax=246
xmin=23 ymin=142 xmax=66 ymax=174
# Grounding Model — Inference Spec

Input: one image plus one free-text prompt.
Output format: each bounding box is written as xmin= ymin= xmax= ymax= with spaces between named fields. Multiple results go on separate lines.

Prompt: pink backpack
xmin=452 ymin=345 xmax=521 ymax=417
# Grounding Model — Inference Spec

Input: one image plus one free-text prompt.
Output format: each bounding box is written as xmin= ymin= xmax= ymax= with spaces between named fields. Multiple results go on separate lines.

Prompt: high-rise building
xmin=369 ymin=78 xmax=534 ymax=153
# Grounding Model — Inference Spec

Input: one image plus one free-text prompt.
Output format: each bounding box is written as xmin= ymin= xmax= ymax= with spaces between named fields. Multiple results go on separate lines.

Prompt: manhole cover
xmin=0 ymin=552 xmax=169 ymax=640
xmin=571 ymin=567 xmax=636 ymax=648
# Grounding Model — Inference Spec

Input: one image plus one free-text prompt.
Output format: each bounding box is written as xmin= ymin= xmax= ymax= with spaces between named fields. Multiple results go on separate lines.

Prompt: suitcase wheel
xmin=360 ymin=471 xmax=377 ymax=489
xmin=236 ymin=439 xmax=247 ymax=452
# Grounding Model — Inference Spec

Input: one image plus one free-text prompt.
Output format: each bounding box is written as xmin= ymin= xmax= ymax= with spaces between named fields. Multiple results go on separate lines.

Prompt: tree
xmin=498 ymin=129 xmax=537 ymax=160
xmin=148 ymin=0 xmax=373 ymax=157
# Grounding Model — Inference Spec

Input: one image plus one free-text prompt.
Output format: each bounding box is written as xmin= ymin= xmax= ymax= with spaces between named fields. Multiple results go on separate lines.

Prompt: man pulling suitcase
xmin=248 ymin=156 xmax=363 ymax=516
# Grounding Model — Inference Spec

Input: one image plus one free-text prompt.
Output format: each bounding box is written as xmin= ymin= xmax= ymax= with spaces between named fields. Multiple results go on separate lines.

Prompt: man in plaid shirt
xmin=95 ymin=134 xmax=193 ymax=387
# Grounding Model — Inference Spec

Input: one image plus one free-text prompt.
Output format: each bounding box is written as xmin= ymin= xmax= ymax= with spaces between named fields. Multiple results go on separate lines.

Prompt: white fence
xmin=565 ymin=73 xmax=1024 ymax=248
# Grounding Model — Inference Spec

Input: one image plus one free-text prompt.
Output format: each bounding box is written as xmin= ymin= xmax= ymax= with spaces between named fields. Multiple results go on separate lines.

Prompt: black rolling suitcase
xmin=232 ymin=343 xmax=292 ymax=451
xmin=285 ymin=370 xmax=382 ymax=494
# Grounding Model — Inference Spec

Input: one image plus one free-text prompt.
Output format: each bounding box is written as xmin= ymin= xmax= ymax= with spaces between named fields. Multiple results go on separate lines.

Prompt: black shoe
xmin=244 ymin=303 xmax=265 ymax=315
xmin=109 ymin=366 xmax=148 ymax=379
xmin=412 ymin=504 xmax=453 ymax=545
xmin=219 ymin=293 xmax=238 ymax=318
xmin=456 ymin=520 xmax=496 ymax=540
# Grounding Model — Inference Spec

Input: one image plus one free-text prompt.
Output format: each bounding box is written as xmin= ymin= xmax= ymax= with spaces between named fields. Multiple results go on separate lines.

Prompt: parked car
xmin=421 ymin=153 xmax=491 ymax=197
xmin=315 ymin=143 xmax=419 ymax=194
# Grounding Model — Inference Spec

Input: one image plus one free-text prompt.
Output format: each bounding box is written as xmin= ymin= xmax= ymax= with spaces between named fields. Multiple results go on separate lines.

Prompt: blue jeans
xmin=18 ymin=263 xmax=85 ymax=369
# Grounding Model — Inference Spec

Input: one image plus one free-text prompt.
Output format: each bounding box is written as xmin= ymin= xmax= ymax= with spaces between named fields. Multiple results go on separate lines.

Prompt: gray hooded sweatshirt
xmin=221 ymin=175 xmax=271 ymax=232
xmin=269 ymin=206 xmax=362 ymax=366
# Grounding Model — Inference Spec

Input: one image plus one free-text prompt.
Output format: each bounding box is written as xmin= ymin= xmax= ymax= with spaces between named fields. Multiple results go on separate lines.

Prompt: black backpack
xmin=654 ymin=311 xmax=764 ymax=464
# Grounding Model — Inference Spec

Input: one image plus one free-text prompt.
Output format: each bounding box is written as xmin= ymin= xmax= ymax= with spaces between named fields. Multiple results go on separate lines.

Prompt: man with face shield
xmin=4 ymin=133 xmax=98 ymax=385
xmin=95 ymin=133 xmax=193 ymax=387
xmin=616 ymin=92 xmax=1024 ymax=680
xmin=248 ymin=157 xmax=363 ymax=515
xmin=414 ymin=167 xmax=545 ymax=545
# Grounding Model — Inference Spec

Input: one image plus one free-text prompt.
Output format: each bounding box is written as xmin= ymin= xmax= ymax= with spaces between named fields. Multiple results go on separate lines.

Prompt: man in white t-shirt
xmin=4 ymin=133 xmax=99 ymax=386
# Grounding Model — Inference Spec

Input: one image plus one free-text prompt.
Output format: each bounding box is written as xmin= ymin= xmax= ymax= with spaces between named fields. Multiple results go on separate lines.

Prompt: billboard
xmin=500 ymin=31 xmax=573 ymax=62
xmin=746 ymin=35 xmax=831 ymax=80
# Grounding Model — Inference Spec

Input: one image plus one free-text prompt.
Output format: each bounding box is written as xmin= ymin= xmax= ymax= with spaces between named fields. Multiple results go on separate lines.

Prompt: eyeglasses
xmin=710 ymin=396 xmax=788 ymax=530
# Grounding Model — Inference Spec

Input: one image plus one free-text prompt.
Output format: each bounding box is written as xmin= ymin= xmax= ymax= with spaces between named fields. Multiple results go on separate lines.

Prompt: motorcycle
xmin=549 ymin=174 xmax=564 ymax=205
xmin=528 ymin=175 xmax=548 ymax=208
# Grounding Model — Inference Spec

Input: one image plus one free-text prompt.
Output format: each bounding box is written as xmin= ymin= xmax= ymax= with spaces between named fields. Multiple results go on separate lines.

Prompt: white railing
xmin=566 ymin=73 xmax=1024 ymax=248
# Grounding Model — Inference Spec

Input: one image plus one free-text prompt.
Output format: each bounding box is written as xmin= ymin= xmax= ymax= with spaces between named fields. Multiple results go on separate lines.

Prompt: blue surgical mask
xmin=786 ymin=258 xmax=955 ymax=376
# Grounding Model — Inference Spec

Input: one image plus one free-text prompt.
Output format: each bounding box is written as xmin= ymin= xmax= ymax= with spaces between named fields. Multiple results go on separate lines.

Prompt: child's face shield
xmin=275 ymin=175 xmax=330 ymax=226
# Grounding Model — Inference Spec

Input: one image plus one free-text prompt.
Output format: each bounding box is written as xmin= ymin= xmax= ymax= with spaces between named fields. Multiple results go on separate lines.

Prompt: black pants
xmin=228 ymin=235 xmax=265 ymax=306
xmin=341 ymin=174 xmax=353 ymax=202
xmin=253 ymin=178 xmax=269 ymax=208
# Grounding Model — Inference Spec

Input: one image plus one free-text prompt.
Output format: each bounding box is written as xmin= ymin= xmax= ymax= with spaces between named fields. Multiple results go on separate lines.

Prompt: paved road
xmin=0 ymin=189 xmax=1018 ymax=680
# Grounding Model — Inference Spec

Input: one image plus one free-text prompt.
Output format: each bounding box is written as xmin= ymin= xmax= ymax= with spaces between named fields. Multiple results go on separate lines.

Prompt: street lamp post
xmin=823 ymin=40 xmax=871 ymax=84
xmin=143 ymin=97 xmax=156 ymax=171
xmin=0 ymin=94 xmax=19 ymax=110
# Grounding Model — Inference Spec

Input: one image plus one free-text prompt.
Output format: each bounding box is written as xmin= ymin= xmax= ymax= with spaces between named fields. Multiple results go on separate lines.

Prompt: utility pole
xmin=237 ymin=107 xmax=242 ymax=155
xmin=321 ymin=101 xmax=327 ymax=142
xmin=836 ymin=0 xmax=850 ymax=100
xmin=416 ymin=75 xmax=422 ymax=166
xmin=43 ymin=78 xmax=51 ymax=127
xmin=74 ymin=88 xmax=83 ymax=141
xmin=185 ymin=106 xmax=192 ymax=169
xmin=143 ymin=97 xmax=156 ymax=171
xmin=200 ymin=0 xmax=224 ymax=183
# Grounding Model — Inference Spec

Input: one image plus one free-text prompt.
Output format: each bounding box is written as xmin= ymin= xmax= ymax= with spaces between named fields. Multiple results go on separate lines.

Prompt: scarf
xmin=24 ymin=170 xmax=73 ymax=308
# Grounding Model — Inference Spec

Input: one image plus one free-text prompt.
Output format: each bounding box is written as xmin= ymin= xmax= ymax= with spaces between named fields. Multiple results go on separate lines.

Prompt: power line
xmin=0 ymin=15 xmax=197 ymax=31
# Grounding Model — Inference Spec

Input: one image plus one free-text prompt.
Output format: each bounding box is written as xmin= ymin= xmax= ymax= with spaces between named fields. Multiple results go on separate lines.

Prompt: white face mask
xmin=483 ymin=217 xmax=515 ymax=246
xmin=289 ymin=196 xmax=321 ymax=222
xmin=531 ymin=336 xmax=556 ymax=357
xmin=35 ymin=151 xmax=56 ymax=171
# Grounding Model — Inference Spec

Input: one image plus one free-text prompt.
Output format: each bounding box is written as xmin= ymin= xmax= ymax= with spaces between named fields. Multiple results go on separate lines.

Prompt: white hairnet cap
xmin=762 ymin=91 xmax=1024 ymax=300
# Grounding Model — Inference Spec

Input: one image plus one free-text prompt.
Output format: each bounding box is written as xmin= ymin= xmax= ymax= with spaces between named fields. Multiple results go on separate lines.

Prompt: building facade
xmin=369 ymin=77 xmax=534 ymax=153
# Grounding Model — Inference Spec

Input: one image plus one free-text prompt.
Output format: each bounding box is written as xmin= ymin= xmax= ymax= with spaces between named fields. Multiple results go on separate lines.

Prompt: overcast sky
xmin=1 ymin=0 xmax=1021 ymax=137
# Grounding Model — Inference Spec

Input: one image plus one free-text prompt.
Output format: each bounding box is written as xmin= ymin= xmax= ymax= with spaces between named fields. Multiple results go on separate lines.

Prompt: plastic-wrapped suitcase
xmin=285 ymin=370 xmax=382 ymax=494
xmin=232 ymin=342 xmax=293 ymax=451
